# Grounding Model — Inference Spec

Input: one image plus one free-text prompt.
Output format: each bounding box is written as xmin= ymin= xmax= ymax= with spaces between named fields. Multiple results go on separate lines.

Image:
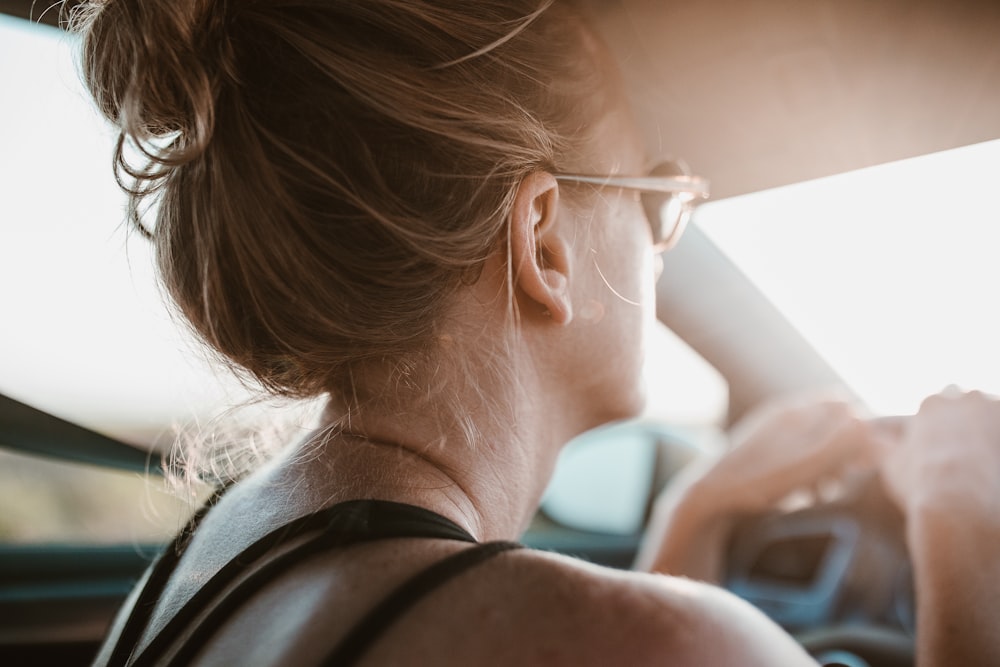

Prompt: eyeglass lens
xmin=640 ymin=162 xmax=691 ymax=250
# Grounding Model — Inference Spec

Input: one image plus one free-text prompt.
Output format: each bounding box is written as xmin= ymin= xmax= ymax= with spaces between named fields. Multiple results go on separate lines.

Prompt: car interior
xmin=2 ymin=0 xmax=999 ymax=666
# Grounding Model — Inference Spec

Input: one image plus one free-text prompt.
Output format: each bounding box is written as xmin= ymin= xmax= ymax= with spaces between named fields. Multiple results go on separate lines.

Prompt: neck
xmin=285 ymin=384 xmax=565 ymax=542
xmin=277 ymin=261 xmax=599 ymax=541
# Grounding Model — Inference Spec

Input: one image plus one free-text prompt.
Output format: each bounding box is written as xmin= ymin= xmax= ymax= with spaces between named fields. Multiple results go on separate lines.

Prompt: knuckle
xmin=920 ymin=393 xmax=946 ymax=411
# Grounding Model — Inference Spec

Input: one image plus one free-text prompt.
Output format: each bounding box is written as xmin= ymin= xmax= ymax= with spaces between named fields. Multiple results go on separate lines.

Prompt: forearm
xmin=635 ymin=455 xmax=734 ymax=583
xmin=907 ymin=498 xmax=1000 ymax=666
xmin=635 ymin=397 xmax=868 ymax=583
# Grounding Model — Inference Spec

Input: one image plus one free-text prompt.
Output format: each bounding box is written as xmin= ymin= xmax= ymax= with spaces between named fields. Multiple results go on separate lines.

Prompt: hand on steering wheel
xmin=869 ymin=388 xmax=1000 ymax=666
xmin=704 ymin=394 xmax=873 ymax=516
xmin=872 ymin=387 xmax=1000 ymax=515
xmin=637 ymin=392 xmax=875 ymax=581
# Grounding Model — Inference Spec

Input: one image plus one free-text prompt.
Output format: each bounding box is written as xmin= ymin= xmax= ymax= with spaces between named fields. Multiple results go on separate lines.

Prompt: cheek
xmin=581 ymin=202 xmax=657 ymax=348
xmin=618 ymin=239 xmax=658 ymax=384
xmin=632 ymin=250 xmax=657 ymax=366
xmin=575 ymin=194 xmax=658 ymax=382
xmin=590 ymin=247 xmax=656 ymax=414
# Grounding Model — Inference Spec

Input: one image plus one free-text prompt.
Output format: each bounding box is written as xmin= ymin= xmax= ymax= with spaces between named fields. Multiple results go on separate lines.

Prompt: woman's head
xmin=74 ymin=0 xmax=625 ymax=411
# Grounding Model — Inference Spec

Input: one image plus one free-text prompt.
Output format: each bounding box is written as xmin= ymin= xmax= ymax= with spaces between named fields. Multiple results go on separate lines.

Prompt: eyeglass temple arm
xmin=553 ymin=173 xmax=711 ymax=199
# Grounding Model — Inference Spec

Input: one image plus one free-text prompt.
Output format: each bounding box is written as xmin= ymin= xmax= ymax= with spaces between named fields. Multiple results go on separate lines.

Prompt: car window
xmin=0 ymin=449 xmax=202 ymax=545
xmin=0 ymin=16 xmax=256 ymax=441
xmin=697 ymin=139 xmax=1000 ymax=415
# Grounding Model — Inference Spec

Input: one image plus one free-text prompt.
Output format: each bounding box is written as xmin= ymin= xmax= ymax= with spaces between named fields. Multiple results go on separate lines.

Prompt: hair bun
xmin=75 ymin=0 xmax=230 ymax=166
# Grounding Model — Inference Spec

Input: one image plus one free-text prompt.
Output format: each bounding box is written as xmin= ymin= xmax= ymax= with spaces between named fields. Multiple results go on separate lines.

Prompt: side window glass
xmin=0 ymin=449 xmax=199 ymax=546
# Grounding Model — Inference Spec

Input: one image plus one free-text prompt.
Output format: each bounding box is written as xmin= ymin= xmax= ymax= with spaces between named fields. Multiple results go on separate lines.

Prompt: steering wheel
xmin=798 ymin=626 xmax=913 ymax=667
xmin=722 ymin=474 xmax=915 ymax=667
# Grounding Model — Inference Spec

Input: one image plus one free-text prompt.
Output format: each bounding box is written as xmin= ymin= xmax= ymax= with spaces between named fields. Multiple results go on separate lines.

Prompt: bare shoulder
xmin=187 ymin=534 xmax=818 ymax=666
xmin=453 ymin=547 xmax=818 ymax=666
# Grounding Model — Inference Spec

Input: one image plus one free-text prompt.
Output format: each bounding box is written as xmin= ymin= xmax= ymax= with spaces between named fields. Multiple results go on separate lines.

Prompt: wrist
xmin=902 ymin=482 xmax=1000 ymax=534
xmin=904 ymin=495 xmax=1000 ymax=665
xmin=905 ymin=493 xmax=1000 ymax=594
xmin=639 ymin=459 xmax=736 ymax=579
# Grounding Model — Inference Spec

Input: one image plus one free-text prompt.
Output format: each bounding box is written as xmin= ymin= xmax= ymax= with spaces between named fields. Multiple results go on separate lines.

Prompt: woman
xmin=75 ymin=0 xmax=999 ymax=665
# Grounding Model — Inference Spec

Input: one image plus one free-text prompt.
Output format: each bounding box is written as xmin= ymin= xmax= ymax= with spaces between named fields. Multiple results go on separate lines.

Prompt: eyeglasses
xmin=553 ymin=160 xmax=710 ymax=252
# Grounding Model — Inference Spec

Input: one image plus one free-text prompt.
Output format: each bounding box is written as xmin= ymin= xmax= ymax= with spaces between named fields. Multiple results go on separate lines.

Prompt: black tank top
xmin=100 ymin=495 xmax=522 ymax=666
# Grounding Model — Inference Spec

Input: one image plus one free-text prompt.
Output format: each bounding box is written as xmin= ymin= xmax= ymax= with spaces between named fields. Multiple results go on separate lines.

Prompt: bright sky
xmin=2 ymin=16 xmax=998 ymax=442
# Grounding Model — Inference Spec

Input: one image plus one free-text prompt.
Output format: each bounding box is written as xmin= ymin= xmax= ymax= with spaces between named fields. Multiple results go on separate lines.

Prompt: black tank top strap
xmin=322 ymin=540 xmax=523 ymax=666
xmin=146 ymin=501 xmax=479 ymax=667
xmin=108 ymin=498 xmax=504 ymax=667
xmin=105 ymin=486 xmax=228 ymax=667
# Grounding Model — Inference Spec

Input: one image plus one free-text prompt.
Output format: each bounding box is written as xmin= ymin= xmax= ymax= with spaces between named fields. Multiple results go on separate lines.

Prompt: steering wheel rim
xmin=796 ymin=624 xmax=914 ymax=667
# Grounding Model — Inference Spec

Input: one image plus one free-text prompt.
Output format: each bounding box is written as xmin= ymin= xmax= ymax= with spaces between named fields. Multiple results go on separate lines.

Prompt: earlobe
xmin=509 ymin=172 xmax=574 ymax=325
xmin=537 ymin=268 xmax=571 ymax=322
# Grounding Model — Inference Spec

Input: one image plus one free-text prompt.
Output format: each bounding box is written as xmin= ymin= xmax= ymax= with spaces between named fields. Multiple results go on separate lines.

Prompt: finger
xmin=783 ymin=416 xmax=870 ymax=487
xmin=867 ymin=415 xmax=904 ymax=445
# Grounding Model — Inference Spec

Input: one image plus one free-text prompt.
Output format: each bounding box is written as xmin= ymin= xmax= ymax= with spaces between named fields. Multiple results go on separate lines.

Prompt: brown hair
xmin=72 ymin=0 xmax=611 ymax=417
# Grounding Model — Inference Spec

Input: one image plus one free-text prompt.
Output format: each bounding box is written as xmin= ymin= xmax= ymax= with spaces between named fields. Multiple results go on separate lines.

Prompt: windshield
xmin=697 ymin=139 xmax=1000 ymax=415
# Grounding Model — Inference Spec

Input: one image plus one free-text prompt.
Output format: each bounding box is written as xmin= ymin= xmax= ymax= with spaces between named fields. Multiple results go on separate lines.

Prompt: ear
xmin=509 ymin=171 xmax=574 ymax=325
